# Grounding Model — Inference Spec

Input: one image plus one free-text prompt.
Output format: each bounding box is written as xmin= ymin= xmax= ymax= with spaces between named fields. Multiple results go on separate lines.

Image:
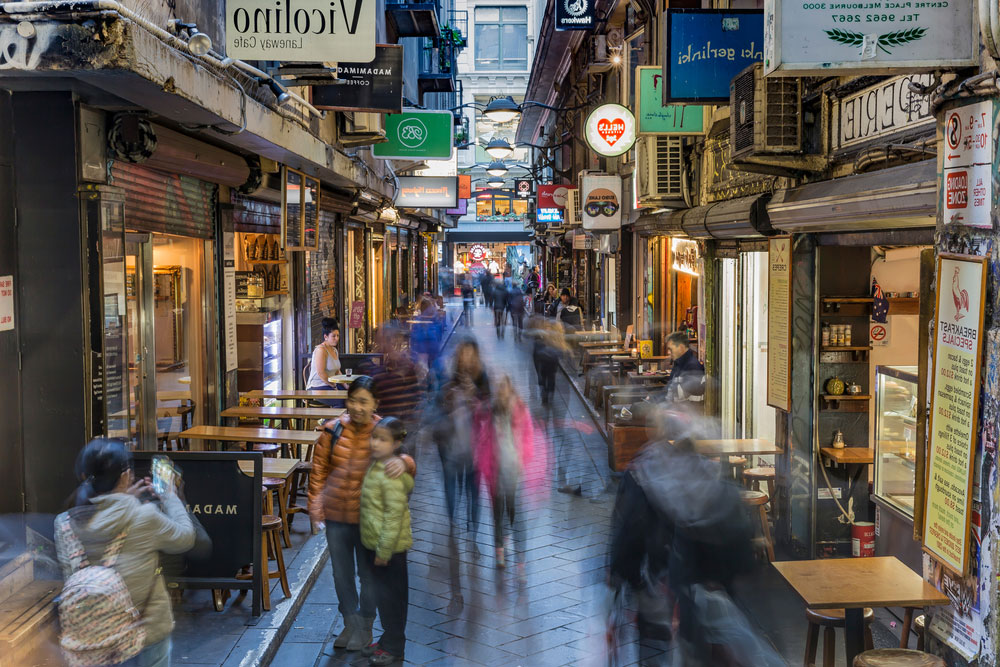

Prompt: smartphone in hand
xmin=151 ymin=456 xmax=179 ymax=496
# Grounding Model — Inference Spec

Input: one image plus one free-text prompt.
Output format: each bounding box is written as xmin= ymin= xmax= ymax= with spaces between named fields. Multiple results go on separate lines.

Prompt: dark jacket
xmin=492 ymin=283 xmax=508 ymax=311
xmin=507 ymin=287 xmax=525 ymax=314
xmin=559 ymin=298 xmax=583 ymax=329
xmin=663 ymin=349 xmax=705 ymax=403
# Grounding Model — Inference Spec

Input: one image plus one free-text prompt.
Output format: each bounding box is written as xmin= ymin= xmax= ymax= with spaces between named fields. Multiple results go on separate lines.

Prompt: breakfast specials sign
xmin=923 ymin=254 xmax=987 ymax=575
xmin=766 ymin=236 xmax=792 ymax=412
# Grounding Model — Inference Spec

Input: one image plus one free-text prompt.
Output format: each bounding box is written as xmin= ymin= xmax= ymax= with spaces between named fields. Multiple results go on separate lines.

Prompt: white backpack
xmin=55 ymin=514 xmax=146 ymax=666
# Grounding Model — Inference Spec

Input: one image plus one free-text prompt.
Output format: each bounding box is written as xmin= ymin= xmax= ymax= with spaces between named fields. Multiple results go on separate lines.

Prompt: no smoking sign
xmin=870 ymin=322 xmax=889 ymax=347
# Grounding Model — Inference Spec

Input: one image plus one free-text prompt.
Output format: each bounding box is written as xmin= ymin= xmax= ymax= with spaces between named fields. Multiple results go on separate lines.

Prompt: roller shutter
xmin=111 ymin=162 xmax=216 ymax=238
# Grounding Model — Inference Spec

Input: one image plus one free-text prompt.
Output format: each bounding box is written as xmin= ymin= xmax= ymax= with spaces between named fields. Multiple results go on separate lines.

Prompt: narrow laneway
xmin=272 ymin=305 xmax=646 ymax=666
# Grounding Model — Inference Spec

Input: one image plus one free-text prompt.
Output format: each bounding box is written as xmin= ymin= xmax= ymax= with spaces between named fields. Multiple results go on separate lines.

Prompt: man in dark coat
xmin=661 ymin=330 xmax=705 ymax=408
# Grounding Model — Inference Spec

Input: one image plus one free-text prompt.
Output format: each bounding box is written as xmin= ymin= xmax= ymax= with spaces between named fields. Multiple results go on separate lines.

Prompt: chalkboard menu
xmin=133 ymin=452 xmax=264 ymax=615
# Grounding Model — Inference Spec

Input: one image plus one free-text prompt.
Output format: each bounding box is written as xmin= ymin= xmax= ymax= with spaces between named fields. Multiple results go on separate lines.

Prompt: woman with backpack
xmin=54 ymin=438 xmax=196 ymax=667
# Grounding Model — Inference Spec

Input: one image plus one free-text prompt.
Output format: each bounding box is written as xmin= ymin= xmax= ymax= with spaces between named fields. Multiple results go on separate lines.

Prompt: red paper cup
xmin=851 ymin=522 xmax=875 ymax=557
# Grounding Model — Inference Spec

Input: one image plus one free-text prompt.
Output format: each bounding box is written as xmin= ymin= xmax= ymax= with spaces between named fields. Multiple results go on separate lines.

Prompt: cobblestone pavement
xmin=271 ymin=306 xmax=639 ymax=666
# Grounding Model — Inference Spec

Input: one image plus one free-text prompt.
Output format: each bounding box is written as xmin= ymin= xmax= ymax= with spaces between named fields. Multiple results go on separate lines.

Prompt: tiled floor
xmin=270 ymin=305 xmax=908 ymax=667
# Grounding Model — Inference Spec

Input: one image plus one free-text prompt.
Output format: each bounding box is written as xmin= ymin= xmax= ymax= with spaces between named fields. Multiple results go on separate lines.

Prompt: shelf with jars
xmin=236 ymin=232 xmax=288 ymax=307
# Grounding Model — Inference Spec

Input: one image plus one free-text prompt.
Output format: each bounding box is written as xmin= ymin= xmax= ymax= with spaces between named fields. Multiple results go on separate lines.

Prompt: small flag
xmin=872 ymin=277 xmax=889 ymax=323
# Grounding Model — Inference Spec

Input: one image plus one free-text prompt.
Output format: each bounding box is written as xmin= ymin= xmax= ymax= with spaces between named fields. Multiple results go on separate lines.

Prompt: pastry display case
xmin=873 ymin=365 xmax=919 ymax=517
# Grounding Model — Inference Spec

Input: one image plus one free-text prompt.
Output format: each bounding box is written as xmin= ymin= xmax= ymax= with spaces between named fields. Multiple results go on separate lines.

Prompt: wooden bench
xmin=608 ymin=425 xmax=654 ymax=472
xmin=0 ymin=555 xmax=60 ymax=667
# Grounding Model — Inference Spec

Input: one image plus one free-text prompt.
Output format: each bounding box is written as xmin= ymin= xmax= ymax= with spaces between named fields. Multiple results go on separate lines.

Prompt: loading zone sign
xmin=942 ymin=101 xmax=994 ymax=229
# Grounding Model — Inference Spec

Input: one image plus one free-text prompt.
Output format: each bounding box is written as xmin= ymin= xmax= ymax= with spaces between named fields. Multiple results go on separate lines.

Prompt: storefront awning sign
xmin=764 ymin=0 xmax=978 ymax=76
xmin=580 ymin=173 xmax=622 ymax=231
xmin=555 ymin=0 xmax=594 ymax=31
xmin=226 ymin=0 xmax=376 ymax=63
xmin=663 ymin=9 xmax=764 ymax=103
xmin=373 ymin=110 xmax=454 ymax=160
xmin=635 ymin=67 xmax=707 ymax=135
xmin=515 ymin=179 xmax=533 ymax=199
xmin=395 ymin=176 xmax=458 ymax=208
xmin=585 ymin=104 xmax=636 ymax=157
xmin=538 ymin=185 xmax=573 ymax=209
xmin=311 ymin=45 xmax=402 ymax=113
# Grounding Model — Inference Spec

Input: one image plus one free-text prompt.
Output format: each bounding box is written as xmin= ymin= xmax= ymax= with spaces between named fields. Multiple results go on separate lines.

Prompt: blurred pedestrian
xmin=479 ymin=269 xmax=494 ymax=309
xmin=360 ymin=417 xmax=413 ymax=666
xmin=476 ymin=376 xmax=535 ymax=569
xmin=308 ymin=377 xmax=415 ymax=653
xmin=530 ymin=318 xmax=565 ymax=406
xmin=492 ymin=277 xmax=508 ymax=339
xmin=461 ymin=279 xmax=475 ymax=327
xmin=55 ymin=438 xmax=196 ymax=667
xmin=540 ymin=284 xmax=559 ymax=316
xmin=526 ymin=266 xmax=541 ymax=295
xmin=507 ymin=285 xmax=525 ymax=342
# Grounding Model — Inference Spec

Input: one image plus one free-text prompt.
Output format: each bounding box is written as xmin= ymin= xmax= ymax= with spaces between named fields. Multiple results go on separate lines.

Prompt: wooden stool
xmin=743 ymin=466 xmax=776 ymax=500
xmin=806 ymin=607 xmax=874 ymax=667
xmin=740 ymin=490 xmax=774 ymax=561
xmin=251 ymin=443 xmax=280 ymax=458
xmin=852 ymin=648 xmax=944 ymax=667
xmin=262 ymin=478 xmax=291 ymax=548
xmin=899 ymin=609 xmax=926 ymax=649
xmin=260 ymin=515 xmax=291 ymax=611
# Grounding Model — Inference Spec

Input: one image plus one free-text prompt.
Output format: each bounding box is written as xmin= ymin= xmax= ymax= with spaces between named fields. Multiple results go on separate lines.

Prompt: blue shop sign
xmin=664 ymin=9 xmax=764 ymax=104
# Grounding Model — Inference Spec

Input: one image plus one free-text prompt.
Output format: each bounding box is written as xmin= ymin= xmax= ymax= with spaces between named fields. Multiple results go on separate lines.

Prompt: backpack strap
xmin=101 ymin=530 xmax=129 ymax=568
xmin=55 ymin=514 xmax=91 ymax=573
xmin=326 ymin=421 xmax=344 ymax=468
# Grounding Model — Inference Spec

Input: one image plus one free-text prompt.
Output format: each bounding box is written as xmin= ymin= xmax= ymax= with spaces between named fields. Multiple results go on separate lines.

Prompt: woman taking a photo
xmin=308 ymin=377 xmax=415 ymax=653
xmin=307 ymin=317 xmax=345 ymax=407
xmin=54 ymin=438 xmax=196 ymax=667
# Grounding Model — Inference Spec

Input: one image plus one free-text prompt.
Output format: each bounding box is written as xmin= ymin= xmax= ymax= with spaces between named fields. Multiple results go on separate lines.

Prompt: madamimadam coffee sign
xmin=764 ymin=0 xmax=978 ymax=76
xmin=312 ymin=45 xmax=402 ymax=113
xmin=373 ymin=110 xmax=454 ymax=160
xmin=226 ymin=0 xmax=376 ymax=62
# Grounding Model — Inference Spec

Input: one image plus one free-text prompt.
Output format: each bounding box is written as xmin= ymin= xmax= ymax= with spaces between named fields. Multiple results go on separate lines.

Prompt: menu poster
xmin=923 ymin=253 xmax=987 ymax=576
xmin=223 ymin=232 xmax=238 ymax=372
xmin=766 ymin=236 xmax=792 ymax=412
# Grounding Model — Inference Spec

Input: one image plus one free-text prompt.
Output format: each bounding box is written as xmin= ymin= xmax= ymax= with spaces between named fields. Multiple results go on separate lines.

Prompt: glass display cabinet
xmin=873 ymin=365 xmax=919 ymax=517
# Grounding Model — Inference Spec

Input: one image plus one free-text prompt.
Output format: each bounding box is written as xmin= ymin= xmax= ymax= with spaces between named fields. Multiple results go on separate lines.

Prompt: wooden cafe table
xmin=179 ymin=425 xmax=318 ymax=452
xmin=242 ymin=389 xmax=347 ymax=402
xmin=694 ymin=438 xmax=783 ymax=475
xmin=773 ymin=557 xmax=949 ymax=664
xmin=221 ymin=406 xmax=343 ymax=426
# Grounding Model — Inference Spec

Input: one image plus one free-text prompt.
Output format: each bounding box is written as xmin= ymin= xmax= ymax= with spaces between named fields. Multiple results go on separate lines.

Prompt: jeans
xmin=491 ymin=489 xmax=518 ymax=551
xmin=439 ymin=449 xmax=480 ymax=535
xmin=121 ymin=638 xmax=171 ymax=667
xmin=368 ymin=549 xmax=408 ymax=656
xmin=325 ymin=521 xmax=376 ymax=619
xmin=308 ymin=384 xmax=347 ymax=409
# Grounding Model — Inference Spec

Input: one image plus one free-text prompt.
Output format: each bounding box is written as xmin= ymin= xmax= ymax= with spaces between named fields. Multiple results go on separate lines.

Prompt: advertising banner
xmin=764 ymin=0 xmax=978 ymax=76
xmin=349 ymin=301 xmax=365 ymax=328
xmin=374 ymin=110 xmax=454 ymax=160
xmin=445 ymin=200 xmax=468 ymax=216
xmin=538 ymin=185 xmax=572 ymax=209
xmin=458 ymin=174 xmax=472 ymax=199
xmin=311 ymin=45 xmax=402 ymax=113
xmin=537 ymin=208 xmax=563 ymax=224
xmin=635 ymin=67 xmax=707 ymax=135
xmin=663 ymin=9 xmax=764 ymax=103
xmin=555 ymin=0 xmax=594 ymax=31
xmin=226 ymin=0 xmax=376 ymax=62
xmin=941 ymin=101 xmax=994 ymax=229
xmin=832 ymin=74 xmax=933 ymax=151
xmin=395 ymin=176 xmax=458 ymax=208
xmin=766 ymin=236 xmax=791 ymax=412
xmin=580 ymin=173 xmax=622 ymax=231
xmin=923 ymin=254 xmax=987 ymax=576
xmin=585 ymin=104 xmax=637 ymax=157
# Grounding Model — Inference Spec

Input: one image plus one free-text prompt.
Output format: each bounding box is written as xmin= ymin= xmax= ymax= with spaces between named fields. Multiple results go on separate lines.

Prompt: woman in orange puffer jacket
xmin=308 ymin=376 xmax=415 ymax=653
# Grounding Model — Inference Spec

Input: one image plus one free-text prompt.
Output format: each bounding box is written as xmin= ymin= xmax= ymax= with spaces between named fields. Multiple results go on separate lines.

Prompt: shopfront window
xmin=474 ymin=7 xmax=528 ymax=70
xmin=475 ymin=193 xmax=528 ymax=221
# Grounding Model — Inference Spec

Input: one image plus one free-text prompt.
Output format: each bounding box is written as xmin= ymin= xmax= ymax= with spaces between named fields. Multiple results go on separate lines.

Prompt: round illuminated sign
xmin=469 ymin=244 xmax=487 ymax=261
xmin=585 ymin=104 xmax=636 ymax=157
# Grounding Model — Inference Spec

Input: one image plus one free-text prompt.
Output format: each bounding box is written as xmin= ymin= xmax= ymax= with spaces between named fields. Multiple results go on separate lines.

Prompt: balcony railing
xmin=386 ymin=0 xmax=440 ymax=40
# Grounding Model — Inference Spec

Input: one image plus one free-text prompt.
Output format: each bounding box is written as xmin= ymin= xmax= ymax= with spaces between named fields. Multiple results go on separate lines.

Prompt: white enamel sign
xmin=226 ymin=0 xmax=376 ymax=63
xmin=585 ymin=104 xmax=636 ymax=157
xmin=764 ymin=0 xmax=978 ymax=76
xmin=942 ymin=101 xmax=994 ymax=229
xmin=580 ymin=173 xmax=622 ymax=230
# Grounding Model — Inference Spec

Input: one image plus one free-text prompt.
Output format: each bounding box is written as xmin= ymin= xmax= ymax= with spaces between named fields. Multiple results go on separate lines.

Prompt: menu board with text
xmin=766 ymin=236 xmax=792 ymax=412
xmin=923 ymin=254 xmax=987 ymax=575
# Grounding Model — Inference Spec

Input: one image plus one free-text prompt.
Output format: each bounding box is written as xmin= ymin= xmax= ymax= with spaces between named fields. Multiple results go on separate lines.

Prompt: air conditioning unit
xmin=729 ymin=63 xmax=824 ymax=175
xmin=340 ymin=111 xmax=386 ymax=148
xmin=565 ymin=188 xmax=582 ymax=227
xmin=635 ymin=136 xmax=687 ymax=208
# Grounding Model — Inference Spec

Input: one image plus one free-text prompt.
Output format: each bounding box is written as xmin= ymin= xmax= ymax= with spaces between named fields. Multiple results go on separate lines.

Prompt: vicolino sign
xmin=374 ymin=110 xmax=454 ymax=160
xmin=226 ymin=0 xmax=376 ymax=62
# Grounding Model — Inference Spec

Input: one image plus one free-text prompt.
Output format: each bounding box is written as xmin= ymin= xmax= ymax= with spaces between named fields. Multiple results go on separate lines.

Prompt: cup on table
xmin=345 ymin=368 xmax=353 ymax=377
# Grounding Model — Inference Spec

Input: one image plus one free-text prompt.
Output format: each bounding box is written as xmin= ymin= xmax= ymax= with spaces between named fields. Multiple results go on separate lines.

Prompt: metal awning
xmin=768 ymin=160 xmax=936 ymax=233
xmin=386 ymin=1 xmax=441 ymax=39
xmin=633 ymin=194 xmax=772 ymax=239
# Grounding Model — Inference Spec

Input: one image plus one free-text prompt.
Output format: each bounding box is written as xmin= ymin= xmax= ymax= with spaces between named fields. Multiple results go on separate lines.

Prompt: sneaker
xmin=368 ymin=648 xmax=403 ymax=665
xmin=557 ymin=485 xmax=583 ymax=495
xmin=361 ymin=642 xmax=380 ymax=658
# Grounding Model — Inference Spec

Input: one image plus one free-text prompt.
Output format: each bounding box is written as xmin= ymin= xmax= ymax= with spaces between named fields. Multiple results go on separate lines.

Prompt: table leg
xmin=844 ymin=607 xmax=864 ymax=664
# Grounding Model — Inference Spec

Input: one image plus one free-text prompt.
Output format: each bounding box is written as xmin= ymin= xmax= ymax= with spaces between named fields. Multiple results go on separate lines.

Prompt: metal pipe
xmin=1 ymin=0 xmax=322 ymax=118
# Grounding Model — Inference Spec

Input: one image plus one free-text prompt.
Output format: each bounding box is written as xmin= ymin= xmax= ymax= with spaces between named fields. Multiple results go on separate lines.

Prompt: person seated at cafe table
xmin=308 ymin=377 xmax=416 ymax=654
xmin=660 ymin=330 xmax=705 ymax=409
xmin=308 ymin=317 xmax=346 ymax=408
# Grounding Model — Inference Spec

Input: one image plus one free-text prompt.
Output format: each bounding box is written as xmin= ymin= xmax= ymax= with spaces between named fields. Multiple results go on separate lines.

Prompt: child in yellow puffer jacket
xmin=359 ymin=417 xmax=413 ymax=666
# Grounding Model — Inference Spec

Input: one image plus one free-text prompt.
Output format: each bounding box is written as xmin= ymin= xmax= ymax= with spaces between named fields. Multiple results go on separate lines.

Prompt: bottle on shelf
xmin=821 ymin=323 xmax=830 ymax=347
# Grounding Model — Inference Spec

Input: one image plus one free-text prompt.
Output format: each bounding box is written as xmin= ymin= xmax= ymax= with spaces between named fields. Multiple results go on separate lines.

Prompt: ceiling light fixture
xmin=485 ymin=137 xmax=515 ymax=160
xmin=487 ymin=177 xmax=505 ymax=188
xmin=486 ymin=161 xmax=508 ymax=177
